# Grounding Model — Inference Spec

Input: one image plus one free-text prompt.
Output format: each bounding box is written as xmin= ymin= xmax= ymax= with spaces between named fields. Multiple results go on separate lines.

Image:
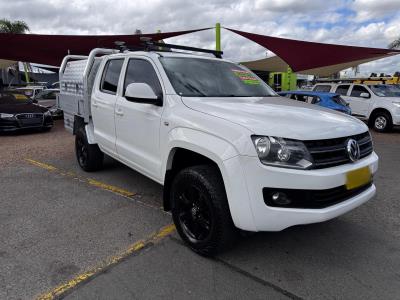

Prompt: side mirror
xmin=125 ymin=83 xmax=162 ymax=106
xmin=32 ymin=99 xmax=38 ymax=104
xmin=360 ymin=92 xmax=370 ymax=99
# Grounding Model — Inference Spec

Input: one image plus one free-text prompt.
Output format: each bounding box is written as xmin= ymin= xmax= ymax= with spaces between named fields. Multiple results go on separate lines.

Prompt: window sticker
xmin=232 ymin=69 xmax=261 ymax=85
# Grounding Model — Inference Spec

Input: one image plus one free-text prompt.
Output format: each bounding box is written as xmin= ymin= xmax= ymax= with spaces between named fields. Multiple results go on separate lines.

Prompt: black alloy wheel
xmin=171 ymin=165 xmax=237 ymax=256
xmin=176 ymin=184 xmax=213 ymax=243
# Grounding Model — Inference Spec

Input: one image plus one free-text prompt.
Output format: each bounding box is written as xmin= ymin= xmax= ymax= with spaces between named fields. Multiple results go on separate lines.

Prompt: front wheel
xmin=372 ymin=111 xmax=392 ymax=132
xmin=171 ymin=165 xmax=237 ymax=256
xmin=75 ymin=127 xmax=104 ymax=172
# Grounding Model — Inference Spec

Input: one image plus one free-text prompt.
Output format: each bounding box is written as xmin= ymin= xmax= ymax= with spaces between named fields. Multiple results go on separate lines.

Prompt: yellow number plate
xmin=345 ymin=166 xmax=372 ymax=190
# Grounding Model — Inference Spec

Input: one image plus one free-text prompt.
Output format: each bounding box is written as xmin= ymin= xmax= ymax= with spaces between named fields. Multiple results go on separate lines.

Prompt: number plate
xmin=345 ymin=166 xmax=372 ymax=190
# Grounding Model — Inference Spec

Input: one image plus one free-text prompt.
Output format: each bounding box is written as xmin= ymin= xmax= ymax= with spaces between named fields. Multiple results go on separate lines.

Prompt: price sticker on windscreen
xmin=232 ymin=69 xmax=261 ymax=85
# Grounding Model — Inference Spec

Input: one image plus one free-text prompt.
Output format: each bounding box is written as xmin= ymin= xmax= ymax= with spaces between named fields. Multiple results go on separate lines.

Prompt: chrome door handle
xmin=115 ymin=109 xmax=124 ymax=116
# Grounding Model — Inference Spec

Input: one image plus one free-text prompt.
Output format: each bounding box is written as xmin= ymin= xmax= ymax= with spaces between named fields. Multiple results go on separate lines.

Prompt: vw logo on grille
xmin=346 ymin=139 xmax=360 ymax=162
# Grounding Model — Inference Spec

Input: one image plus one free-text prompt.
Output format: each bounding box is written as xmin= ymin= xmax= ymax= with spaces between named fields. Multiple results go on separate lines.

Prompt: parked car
xmin=0 ymin=92 xmax=53 ymax=132
xmin=16 ymin=85 xmax=45 ymax=99
xmin=33 ymin=89 xmax=63 ymax=118
xmin=278 ymin=91 xmax=351 ymax=115
xmin=312 ymin=83 xmax=400 ymax=132
xmin=58 ymin=46 xmax=378 ymax=256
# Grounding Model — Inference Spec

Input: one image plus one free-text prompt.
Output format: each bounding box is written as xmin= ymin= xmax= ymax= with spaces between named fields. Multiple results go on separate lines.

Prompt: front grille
xmin=263 ymin=182 xmax=372 ymax=209
xmin=16 ymin=113 xmax=43 ymax=120
xmin=16 ymin=113 xmax=43 ymax=127
xmin=304 ymin=132 xmax=373 ymax=169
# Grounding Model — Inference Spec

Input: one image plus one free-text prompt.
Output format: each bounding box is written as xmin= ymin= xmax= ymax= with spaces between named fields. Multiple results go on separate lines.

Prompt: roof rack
xmin=114 ymin=39 xmax=223 ymax=58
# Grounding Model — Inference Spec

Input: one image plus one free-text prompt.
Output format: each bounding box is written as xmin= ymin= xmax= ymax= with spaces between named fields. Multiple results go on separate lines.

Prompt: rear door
xmin=347 ymin=85 xmax=372 ymax=117
xmin=91 ymin=58 xmax=124 ymax=155
xmin=115 ymin=57 xmax=164 ymax=180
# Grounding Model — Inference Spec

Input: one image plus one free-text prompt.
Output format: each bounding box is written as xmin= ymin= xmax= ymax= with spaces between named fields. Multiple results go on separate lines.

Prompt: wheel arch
xmin=368 ymin=107 xmax=393 ymax=126
xmin=162 ymin=128 xmax=239 ymax=212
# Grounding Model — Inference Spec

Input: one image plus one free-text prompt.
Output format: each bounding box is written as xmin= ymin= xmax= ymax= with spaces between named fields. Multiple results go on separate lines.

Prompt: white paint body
xmin=313 ymin=83 xmax=400 ymax=125
xmin=61 ymin=50 xmax=379 ymax=232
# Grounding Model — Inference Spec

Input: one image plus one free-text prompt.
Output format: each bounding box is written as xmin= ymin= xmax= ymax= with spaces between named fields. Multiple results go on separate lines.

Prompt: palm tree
xmin=0 ymin=19 xmax=30 ymax=84
xmin=0 ymin=19 xmax=29 ymax=33
xmin=388 ymin=37 xmax=400 ymax=49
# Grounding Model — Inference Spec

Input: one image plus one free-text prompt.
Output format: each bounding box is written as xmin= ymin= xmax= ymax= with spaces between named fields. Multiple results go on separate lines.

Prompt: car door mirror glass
xmin=125 ymin=83 xmax=162 ymax=105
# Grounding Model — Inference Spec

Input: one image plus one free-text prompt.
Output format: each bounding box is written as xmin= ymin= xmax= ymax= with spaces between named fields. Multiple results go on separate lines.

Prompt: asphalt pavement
xmin=0 ymin=121 xmax=399 ymax=300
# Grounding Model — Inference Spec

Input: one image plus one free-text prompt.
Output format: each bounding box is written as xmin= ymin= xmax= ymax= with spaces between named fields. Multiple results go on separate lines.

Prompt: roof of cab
xmin=108 ymin=50 xmax=233 ymax=62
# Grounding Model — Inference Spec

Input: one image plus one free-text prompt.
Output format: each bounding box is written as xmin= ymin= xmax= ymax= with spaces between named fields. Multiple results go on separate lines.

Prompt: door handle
xmin=92 ymin=101 xmax=98 ymax=108
xmin=115 ymin=109 xmax=124 ymax=116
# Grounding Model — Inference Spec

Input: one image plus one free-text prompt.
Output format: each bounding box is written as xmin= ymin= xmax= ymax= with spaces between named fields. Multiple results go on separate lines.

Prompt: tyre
xmin=170 ymin=165 xmax=237 ymax=256
xmin=371 ymin=111 xmax=392 ymax=132
xmin=41 ymin=127 xmax=52 ymax=132
xmin=75 ymin=127 xmax=104 ymax=171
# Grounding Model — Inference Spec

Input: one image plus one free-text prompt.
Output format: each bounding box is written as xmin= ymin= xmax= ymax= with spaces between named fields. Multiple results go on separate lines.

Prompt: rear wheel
xmin=171 ymin=165 xmax=237 ymax=256
xmin=371 ymin=111 xmax=392 ymax=132
xmin=75 ymin=127 xmax=104 ymax=171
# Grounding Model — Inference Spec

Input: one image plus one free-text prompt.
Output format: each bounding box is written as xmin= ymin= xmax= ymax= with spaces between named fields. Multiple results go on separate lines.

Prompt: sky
xmin=1 ymin=0 xmax=400 ymax=76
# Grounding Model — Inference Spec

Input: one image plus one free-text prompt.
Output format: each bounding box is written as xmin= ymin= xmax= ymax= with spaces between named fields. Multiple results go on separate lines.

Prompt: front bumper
xmin=223 ymin=152 xmax=378 ymax=232
xmin=0 ymin=115 xmax=53 ymax=132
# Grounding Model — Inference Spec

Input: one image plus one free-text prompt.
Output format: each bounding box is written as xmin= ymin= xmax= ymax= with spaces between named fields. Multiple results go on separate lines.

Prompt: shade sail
xmin=228 ymin=28 xmax=400 ymax=73
xmin=241 ymin=55 xmax=394 ymax=77
xmin=0 ymin=28 xmax=210 ymax=66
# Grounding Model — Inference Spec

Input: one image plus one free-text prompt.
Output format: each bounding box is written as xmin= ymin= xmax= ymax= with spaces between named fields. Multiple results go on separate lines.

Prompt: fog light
xmin=271 ymin=192 xmax=291 ymax=205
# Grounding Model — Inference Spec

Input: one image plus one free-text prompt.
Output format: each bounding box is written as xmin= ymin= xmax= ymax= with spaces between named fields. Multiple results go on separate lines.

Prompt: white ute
xmin=313 ymin=82 xmax=400 ymax=132
xmin=58 ymin=44 xmax=378 ymax=256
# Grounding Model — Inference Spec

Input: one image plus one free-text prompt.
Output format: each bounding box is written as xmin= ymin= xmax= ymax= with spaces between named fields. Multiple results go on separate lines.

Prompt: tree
xmin=388 ymin=37 xmax=400 ymax=49
xmin=0 ymin=19 xmax=29 ymax=33
xmin=0 ymin=19 xmax=30 ymax=85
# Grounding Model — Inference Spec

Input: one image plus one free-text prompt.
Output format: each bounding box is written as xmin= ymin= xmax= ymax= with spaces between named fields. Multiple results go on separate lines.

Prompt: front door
xmin=91 ymin=58 xmax=124 ymax=155
xmin=115 ymin=58 xmax=164 ymax=180
xmin=347 ymin=85 xmax=372 ymax=117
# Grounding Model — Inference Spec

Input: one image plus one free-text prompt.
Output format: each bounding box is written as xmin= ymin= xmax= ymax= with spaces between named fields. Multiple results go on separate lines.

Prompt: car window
xmin=37 ymin=91 xmax=58 ymax=100
xmin=313 ymin=85 xmax=331 ymax=92
xmin=298 ymin=95 xmax=307 ymax=102
xmin=0 ymin=92 xmax=30 ymax=104
xmin=124 ymin=59 xmax=162 ymax=97
xmin=160 ymin=57 xmax=276 ymax=97
xmin=350 ymin=85 xmax=370 ymax=98
xmin=310 ymin=96 xmax=320 ymax=104
xmin=369 ymin=85 xmax=400 ymax=97
xmin=100 ymin=59 xmax=124 ymax=94
xmin=20 ymin=89 xmax=34 ymax=97
xmin=332 ymin=95 xmax=348 ymax=106
xmin=335 ymin=85 xmax=350 ymax=96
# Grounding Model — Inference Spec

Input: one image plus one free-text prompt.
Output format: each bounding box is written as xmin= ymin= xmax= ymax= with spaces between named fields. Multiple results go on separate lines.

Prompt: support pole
xmin=23 ymin=62 xmax=30 ymax=83
xmin=215 ymin=23 xmax=221 ymax=52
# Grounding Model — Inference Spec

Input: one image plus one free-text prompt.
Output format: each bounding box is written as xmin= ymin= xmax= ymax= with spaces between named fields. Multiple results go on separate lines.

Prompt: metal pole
xmin=215 ymin=23 xmax=221 ymax=52
xmin=23 ymin=62 xmax=30 ymax=83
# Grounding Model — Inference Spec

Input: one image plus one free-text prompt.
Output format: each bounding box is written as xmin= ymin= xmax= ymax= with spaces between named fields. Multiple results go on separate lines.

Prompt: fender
xmin=85 ymin=121 xmax=96 ymax=144
xmin=163 ymin=127 xmax=257 ymax=231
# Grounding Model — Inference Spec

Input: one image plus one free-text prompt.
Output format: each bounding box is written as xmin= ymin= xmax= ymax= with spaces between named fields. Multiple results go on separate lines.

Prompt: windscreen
xmin=160 ymin=57 xmax=276 ymax=97
xmin=0 ymin=92 xmax=30 ymax=104
xmin=369 ymin=85 xmax=400 ymax=97
xmin=332 ymin=95 xmax=348 ymax=106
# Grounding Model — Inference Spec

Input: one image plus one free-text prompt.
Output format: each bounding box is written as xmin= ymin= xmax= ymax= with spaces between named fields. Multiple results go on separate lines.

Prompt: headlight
xmin=392 ymin=101 xmax=400 ymax=108
xmin=44 ymin=110 xmax=52 ymax=116
xmin=251 ymin=136 xmax=313 ymax=169
xmin=0 ymin=113 xmax=14 ymax=119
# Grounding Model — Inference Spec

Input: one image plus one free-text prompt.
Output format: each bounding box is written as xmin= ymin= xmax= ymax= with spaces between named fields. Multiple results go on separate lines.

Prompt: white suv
xmin=313 ymin=83 xmax=400 ymax=132
xmin=59 ymin=46 xmax=378 ymax=255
